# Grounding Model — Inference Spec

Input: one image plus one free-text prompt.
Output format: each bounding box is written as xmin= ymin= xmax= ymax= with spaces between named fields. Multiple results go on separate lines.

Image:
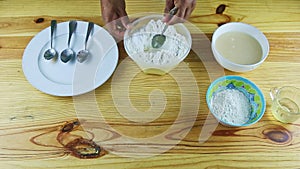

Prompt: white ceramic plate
xmin=22 ymin=21 xmax=118 ymax=96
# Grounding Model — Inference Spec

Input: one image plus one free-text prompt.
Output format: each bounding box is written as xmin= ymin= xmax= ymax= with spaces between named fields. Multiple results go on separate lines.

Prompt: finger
xmin=111 ymin=20 xmax=127 ymax=41
xmin=164 ymin=0 xmax=174 ymax=13
xmin=117 ymin=8 xmax=130 ymax=29
xmin=109 ymin=26 xmax=124 ymax=42
xmin=112 ymin=30 xmax=125 ymax=42
xmin=120 ymin=15 xmax=130 ymax=29
xmin=162 ymin=0 xmax=175 ymax=22
xmin=184 ymin=1 xmax=197 ymax=20
xmin=104 ymin=19 xmax=116 ymax=32
xmin=164 ymin=6 xmax=180 ymax=24
xmin=184 ymin=7 xmax=193 ymax=20
xmin=115 ymin=22 xmax=126 ymax=32
xmin=163 ymin=8 xmax=174 ymax=22
xmin=167 ymin=8 xmax=186 ymax=25
xmin=102 ymin=12 xmax=119 ymax=25
xmin=101 ymin=13 xmax=111 ymax=24
xmin=167 ymin=15 xmax=183 ymax=25
xmin=103 ymin=20 xmax=122 ymax=40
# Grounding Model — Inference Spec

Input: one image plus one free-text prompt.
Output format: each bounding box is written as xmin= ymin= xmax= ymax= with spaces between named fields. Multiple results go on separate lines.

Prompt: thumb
xmin=163 ymin=0 xmax=174 ymax=22
xmin=120 ymin=15 xmax=130 ymax=29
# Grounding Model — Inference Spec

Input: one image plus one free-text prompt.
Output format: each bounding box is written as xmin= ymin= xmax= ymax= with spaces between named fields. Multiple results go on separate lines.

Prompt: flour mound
xmin=211 ymin=89 xmax=251 ymax=125
xmin=125 ymin=19 xmax=189 ymax=65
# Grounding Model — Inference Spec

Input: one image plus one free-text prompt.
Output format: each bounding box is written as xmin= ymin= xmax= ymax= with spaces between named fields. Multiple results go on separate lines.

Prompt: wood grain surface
xmin=0 ymin=0 xmax=300 ymax=168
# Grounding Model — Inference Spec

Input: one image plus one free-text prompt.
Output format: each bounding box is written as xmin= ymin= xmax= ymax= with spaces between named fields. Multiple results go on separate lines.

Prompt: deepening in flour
xmin=211 ymin=89 xmax=251 ymax=125
xmin=125 ymin=19 xmax=189 ymax=65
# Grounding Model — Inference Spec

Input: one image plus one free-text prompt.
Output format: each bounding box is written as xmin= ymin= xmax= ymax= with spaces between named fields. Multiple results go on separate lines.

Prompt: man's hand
xmin=163 ymin=0 xmax=196 ymax=24
xmin=100 ymin=0 xmax=129 ymax=41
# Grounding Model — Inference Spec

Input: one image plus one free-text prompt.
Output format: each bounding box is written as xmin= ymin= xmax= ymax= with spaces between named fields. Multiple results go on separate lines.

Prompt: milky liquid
xmin=215 ymin=32 xmax=263 ymax=65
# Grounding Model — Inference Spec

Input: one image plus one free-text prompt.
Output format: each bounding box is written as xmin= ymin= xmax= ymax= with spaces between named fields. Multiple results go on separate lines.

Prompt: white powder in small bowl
xmin=125 ymin=19 xmax=190 ymax=66
xmin=211 ymin=89 xmax=251 ymax=125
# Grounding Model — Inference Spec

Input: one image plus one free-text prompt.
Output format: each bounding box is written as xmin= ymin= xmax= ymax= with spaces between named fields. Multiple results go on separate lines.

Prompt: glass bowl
xmin=124 ymin=14 xmax=192 ymax=75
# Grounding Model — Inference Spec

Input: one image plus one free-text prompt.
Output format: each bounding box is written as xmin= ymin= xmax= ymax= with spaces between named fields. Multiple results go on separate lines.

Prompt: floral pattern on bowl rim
xmin=206 ymin=75 xmax=266 ymax=127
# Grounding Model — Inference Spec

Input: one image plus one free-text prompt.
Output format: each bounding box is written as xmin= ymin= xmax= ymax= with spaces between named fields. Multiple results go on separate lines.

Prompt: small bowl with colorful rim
xmin=206 ymin=75 xmax=266 ymax=127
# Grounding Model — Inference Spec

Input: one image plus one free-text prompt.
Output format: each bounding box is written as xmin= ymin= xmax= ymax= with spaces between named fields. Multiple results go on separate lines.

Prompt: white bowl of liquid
xmin=211 ymin=22 xmax=269 ymax=72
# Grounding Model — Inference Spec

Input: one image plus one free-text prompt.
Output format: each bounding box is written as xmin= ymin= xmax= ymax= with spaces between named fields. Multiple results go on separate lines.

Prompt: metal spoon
xmin=44 ymin=20 xmax=58 ymax=60
xmin=151 ymin=7 xmax=178 ymax=49
xmin=61 ymin=20 xmax=77 ymax=63
xmin=77 ymin=22 xmax=94 ymax=63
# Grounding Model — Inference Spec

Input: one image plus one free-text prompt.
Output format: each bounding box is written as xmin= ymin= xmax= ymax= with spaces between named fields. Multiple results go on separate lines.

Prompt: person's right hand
xmin=163 ymin=0 xmax=196 ymax=24
xmin=100 ymin=0 xmax=130 ymax=41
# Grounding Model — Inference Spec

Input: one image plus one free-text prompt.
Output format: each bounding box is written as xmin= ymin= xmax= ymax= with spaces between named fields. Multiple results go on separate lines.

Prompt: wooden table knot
xmin=216 ymin=4 xmax=227 ymax=14
xmin=65 ymin=138 xmax=106 ymax=159
xmin=34 ymin=18 xmax=45 ymax=23
xmin=263 ymin=127 xmax=292 ymax=144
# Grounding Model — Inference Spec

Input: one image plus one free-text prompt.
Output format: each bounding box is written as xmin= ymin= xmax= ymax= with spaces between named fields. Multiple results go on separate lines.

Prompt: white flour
xmin=211 ymin=89 xmax=251 ymax=125
xmin=125 ymin=19 xmax=189 ymax=65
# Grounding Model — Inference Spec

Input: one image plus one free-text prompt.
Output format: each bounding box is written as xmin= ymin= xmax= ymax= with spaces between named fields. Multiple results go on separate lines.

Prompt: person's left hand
xmin=163 ymin=0 xmax=196 ymax=24
xmin=100 ymin=0 xmax=129 ymax=41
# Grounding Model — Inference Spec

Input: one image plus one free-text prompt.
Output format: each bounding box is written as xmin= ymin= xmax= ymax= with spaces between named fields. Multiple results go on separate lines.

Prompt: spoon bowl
xmin=44 ymin=48 xmax=58 ymax=60
xmin=151 ymin=34 xmax=166 ymax=49
xmin=60 ymin=20 xmax=77 ymax=63
xmin=77 ymin=22 xmax=94 ymax=63
xmin=44 ymin=20 xmax=58 ymax=60
xmin=61 ymin=48 xmax=76 ymax=63
xmin=77 ymin=50 xmax=89 ymax=63
xmin=151 ymin=7 xmax=178 ymax=49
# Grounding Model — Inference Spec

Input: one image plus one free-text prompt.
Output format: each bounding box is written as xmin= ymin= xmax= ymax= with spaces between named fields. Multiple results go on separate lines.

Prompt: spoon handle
xmin=161 ymin=6 xmax=178 ymax=34
xmin=50 ymin=20 xmax=57 ymax=48
xmin=84 ymin=22 xmax=94 ymax=50
xmin=68 ymin=20 xmax=77 ymax=47
xmin=161 ymin=24 xmax=169 ymax=35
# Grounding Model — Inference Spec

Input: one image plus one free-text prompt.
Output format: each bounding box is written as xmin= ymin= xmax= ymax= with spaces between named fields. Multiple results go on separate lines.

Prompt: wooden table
xmin=0 ymin=0 xmax=300 ymax=168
